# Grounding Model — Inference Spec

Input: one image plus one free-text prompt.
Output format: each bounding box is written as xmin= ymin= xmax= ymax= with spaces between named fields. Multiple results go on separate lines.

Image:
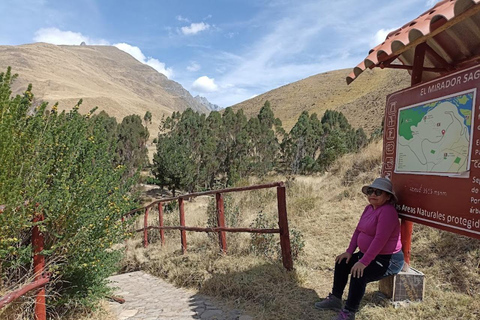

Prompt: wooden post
xmin=32 ymin=213 xmax=46 ymax=320
xmin=143 ymin=207 xmax=149 ymax=248
xmin=411 ymin=42 xmax=427 ymax=86
xmin=401 ymin=42 xmax=426 ymax=267
xmin=158 ymin=203 xmax=165 ymax=246
xmin=216 ymin=193 xmax=227 ymax=254
xmin=0 ymin=205 xmax=3 ymax=290
xmin=178 ymin=198 xmax=187 ymax=254
xmin=277 ymin=186 xmax=293 ymax=271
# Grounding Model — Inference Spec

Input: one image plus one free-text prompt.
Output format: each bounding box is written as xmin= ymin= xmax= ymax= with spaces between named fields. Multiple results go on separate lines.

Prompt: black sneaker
xmin=314 ymin=293 xmax=342 ymax=311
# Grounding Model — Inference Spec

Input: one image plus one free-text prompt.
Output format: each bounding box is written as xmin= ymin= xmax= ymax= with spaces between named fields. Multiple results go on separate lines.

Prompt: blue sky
xmin=0 ymin=0 xmax=440 ymax=108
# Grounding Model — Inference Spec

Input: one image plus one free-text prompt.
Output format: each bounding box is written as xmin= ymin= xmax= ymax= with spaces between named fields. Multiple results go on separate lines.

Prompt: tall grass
xmin=121 ymin=140 xmax=480 ymax=319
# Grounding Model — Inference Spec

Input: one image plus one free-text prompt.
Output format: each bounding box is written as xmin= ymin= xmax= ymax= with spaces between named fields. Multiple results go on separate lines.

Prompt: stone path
xmin=107 ymin=271 xmax=253 ymax=320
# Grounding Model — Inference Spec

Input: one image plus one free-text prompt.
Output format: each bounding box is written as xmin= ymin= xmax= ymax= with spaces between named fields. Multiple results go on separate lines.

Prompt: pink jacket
xmin=346 ymin=203 xmax=402 ymax=266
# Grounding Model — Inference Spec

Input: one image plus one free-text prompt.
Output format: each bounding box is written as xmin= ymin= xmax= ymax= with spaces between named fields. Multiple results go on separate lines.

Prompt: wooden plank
xmin=277 ymin=186 xmax=293 ymax=271
xmin=158 ymin=203 xmax=165 ymax=246
xmin=216 ymin=193 xmax=227 ymax=254
xmin=136 ymin=226 xmax=280 ymax=233
xmin=178 ymin=198 xmax=187 ymax=254
xmin=143 ymin=207 xmax=149 ymax=248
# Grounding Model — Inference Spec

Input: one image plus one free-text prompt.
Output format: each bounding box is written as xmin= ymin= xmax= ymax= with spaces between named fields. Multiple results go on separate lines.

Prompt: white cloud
xmin=370 ymin=28 xmax=396 ymax=48
xmin=192 ymin=76 xmax=218 ymax=92
xmin=181 ymin=22 xmax=210 ymax=35
xmin=187 ymin=61 xmax=201 ymax=72
xmin=145 ymin=58 xmax=174 ymax=79
xmin=176 ymin=15 xmax=190 ymax=22
xmin=114 ymin=43 xmax=173 ymax=78
xmin=33 ymin=27 xmax=108 ymax=45
xmin=206 ymin=0 xmax=424 ymax=107
xmin=114 ymin=43 xmax=145 ymax=61
xmin=32 ymin=28 xmax=174 ymax=79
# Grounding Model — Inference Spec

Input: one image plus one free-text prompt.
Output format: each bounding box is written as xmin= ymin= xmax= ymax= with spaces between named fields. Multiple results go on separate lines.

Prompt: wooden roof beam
xmin=425 ymin=43 xmax=455 ymax=71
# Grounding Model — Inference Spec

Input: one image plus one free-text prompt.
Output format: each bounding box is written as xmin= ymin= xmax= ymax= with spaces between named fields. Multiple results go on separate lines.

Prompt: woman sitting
xmin=315 ymin=177 xmax=405 ymax=320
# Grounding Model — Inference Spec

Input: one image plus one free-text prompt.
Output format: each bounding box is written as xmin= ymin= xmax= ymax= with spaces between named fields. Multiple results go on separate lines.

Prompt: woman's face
xmin=366 ymin=188 xmax=391 ymax=208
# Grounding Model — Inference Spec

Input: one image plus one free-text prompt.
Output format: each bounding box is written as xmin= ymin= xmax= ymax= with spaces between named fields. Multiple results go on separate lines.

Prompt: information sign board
xmin=383 ymin=64 xmax=480 ymax=239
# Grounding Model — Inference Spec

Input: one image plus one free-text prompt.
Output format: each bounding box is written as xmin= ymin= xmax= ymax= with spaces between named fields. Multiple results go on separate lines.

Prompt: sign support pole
xmin=400 ymin=42 xmax=427 ymax=268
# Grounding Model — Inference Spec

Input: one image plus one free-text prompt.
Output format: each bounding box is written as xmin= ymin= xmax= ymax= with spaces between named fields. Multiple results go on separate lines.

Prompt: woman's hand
xmin=335 ymin=252 xmax=352 ymax=264
xmin=351 ymin=261 xmax=366 ymax=278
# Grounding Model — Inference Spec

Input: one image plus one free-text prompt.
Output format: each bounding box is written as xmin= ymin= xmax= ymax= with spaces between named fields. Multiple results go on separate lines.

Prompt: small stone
xmin=119 ymin=309 xmax=138 ymax=319
xmin=195 ymin=307 xmax=206 ymax=315
xmin=229 ymin=309 xmax=242 ymax=315
xmin=201 ymin=309 xmax=223 ymax=319
xmin=238 ymin=316 xmax=253 ymax=320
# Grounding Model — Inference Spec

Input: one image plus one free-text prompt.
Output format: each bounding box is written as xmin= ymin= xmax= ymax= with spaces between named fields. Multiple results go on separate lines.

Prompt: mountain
xmin=0 ymin=43 xmax=209 ymax=140
xmin=0 ymin=43 xmax=411 ymax=140
xmin=194 ymin=95 xmax=222 ymax=111
xmin=230 ymin=68 xmax=411 ymax=135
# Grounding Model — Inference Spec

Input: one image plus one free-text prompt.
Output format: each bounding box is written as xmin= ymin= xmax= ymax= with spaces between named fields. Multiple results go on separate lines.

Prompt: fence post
xmin=277 ymin=185 xmax=293 ymax=271
xmin=216 ymin=193 xmax=227 ymax=254
xmin=0 ymin=205 xmax=3 ymax=289
xmin=158 ymin=203 xmax=165 ymax=246
xmin=178 ymin=198 xmax=187 ymax=254
xmin=32 ymin=212 xmax=46 ymax=320
xmin=144 ymin=207 xmax=149 ymax=248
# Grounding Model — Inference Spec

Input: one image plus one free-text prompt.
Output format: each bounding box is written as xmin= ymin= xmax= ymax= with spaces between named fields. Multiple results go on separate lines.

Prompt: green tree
xmin=220 ymin=108 xmax=249 ymax=185
xmin=152 ymin=133 xmax=196 ymax=195
xmin=0 ymin=67 xmax=139 ymax=313
xmin=143 ymin=110 xmax=152 ymax=126
xmin=316 ymin=110 xmax=358 ymax=171
xmin=116 ymin=114 xmax=149 ymax=177
xmin=245 ymin=101 xmax=281 ymax=175
xmin=282 ymin=111 xmax=323 ymax=174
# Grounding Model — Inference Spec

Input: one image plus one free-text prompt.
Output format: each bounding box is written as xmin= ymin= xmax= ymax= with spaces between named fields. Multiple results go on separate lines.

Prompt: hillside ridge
xmin=0 ymin=42 xmax=209 ymax=138
xmin=1 ymin=43 xmax=411 ymax=138
xmin=231 ymin=68 xmax=411 ymax=134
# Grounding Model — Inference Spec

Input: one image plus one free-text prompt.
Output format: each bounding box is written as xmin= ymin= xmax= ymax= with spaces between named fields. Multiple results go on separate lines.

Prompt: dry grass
xmin=230 ymin=68 xmax=410 ymax=135
xmin=121 ymin=140 xmax=480 ymax=319
xmin=5 ymin=139 xmax=477 ymax=319
xmin=0 ymin=271 xmax=116 ymax=320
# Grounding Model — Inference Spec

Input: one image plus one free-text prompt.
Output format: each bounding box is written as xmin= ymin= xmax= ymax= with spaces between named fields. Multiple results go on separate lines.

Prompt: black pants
xmin=332 ymin=252 xmax=391 ymax=312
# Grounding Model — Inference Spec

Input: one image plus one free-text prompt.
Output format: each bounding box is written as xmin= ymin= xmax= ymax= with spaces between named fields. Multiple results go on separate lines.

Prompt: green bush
xmin=206 ymin=194 xmax=240 ymax=230
xmin=206 ymin=194 xmax=240 ymax=246
xmin=0 ymin=67 xmax=138 ymax=313
xmin=249 ymin=213 xmax=304 ymax=261
xmin=249 ymin=213 xmax=277 ymax=258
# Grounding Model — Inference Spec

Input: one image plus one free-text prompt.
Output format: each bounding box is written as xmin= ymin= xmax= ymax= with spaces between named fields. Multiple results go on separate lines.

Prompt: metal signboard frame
xmin=383 ymin=64 xmax=480 ymax=239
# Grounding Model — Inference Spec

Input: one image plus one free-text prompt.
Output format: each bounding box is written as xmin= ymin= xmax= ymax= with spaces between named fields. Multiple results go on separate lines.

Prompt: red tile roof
xmin=347 ymin=0 xmax=480 ymax=84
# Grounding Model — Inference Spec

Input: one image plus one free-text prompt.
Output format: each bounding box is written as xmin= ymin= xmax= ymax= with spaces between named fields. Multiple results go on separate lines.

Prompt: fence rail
xmin=0 ymin=211 xmax=48 ymax=320
xmin=123 ymin=181 xmax=293 ymax=270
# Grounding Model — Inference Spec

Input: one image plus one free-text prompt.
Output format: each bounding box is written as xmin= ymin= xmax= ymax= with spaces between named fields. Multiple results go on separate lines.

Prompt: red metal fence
xmin=123 ymin=181 xmax=294 ymax=270
xmin=0 ymin=211 xmax=49 ymax=320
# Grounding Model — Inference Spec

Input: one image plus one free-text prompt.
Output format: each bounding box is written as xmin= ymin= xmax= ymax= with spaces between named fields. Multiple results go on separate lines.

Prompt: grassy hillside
xmin=122 ymin=141 xmax=480 ymax=320
xmin=0 ymin=43 xmax=208 ymax=142
xmin=230 ymin=68 xmax=410 ymax=134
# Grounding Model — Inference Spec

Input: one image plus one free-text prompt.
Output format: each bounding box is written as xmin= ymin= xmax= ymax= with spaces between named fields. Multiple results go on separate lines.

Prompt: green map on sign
xmin=395 ymin=91 xmax=474 ymax=175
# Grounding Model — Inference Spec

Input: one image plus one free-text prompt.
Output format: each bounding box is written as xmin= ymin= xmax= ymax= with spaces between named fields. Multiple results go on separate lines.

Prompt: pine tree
xmin=116 ymin=114 xmax=149 ymax=177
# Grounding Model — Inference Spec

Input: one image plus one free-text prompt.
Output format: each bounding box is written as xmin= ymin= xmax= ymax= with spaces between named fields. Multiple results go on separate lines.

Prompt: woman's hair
xmin=387 ymin=192 xmax=396 ymax=205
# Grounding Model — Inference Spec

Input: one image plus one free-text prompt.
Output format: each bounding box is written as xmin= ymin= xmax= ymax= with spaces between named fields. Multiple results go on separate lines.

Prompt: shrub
xmin=249 ymin=212 xmax=304 ymax=261
xmin=206 ymin=194 xmax=240 ymax=230
xmin=206 ymin=194 xmax=240 ymax=247
xmin=249 ymin=213 xmax=277 ymax=258
xmin=0 ymin=67 xmax=138 ymax=314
